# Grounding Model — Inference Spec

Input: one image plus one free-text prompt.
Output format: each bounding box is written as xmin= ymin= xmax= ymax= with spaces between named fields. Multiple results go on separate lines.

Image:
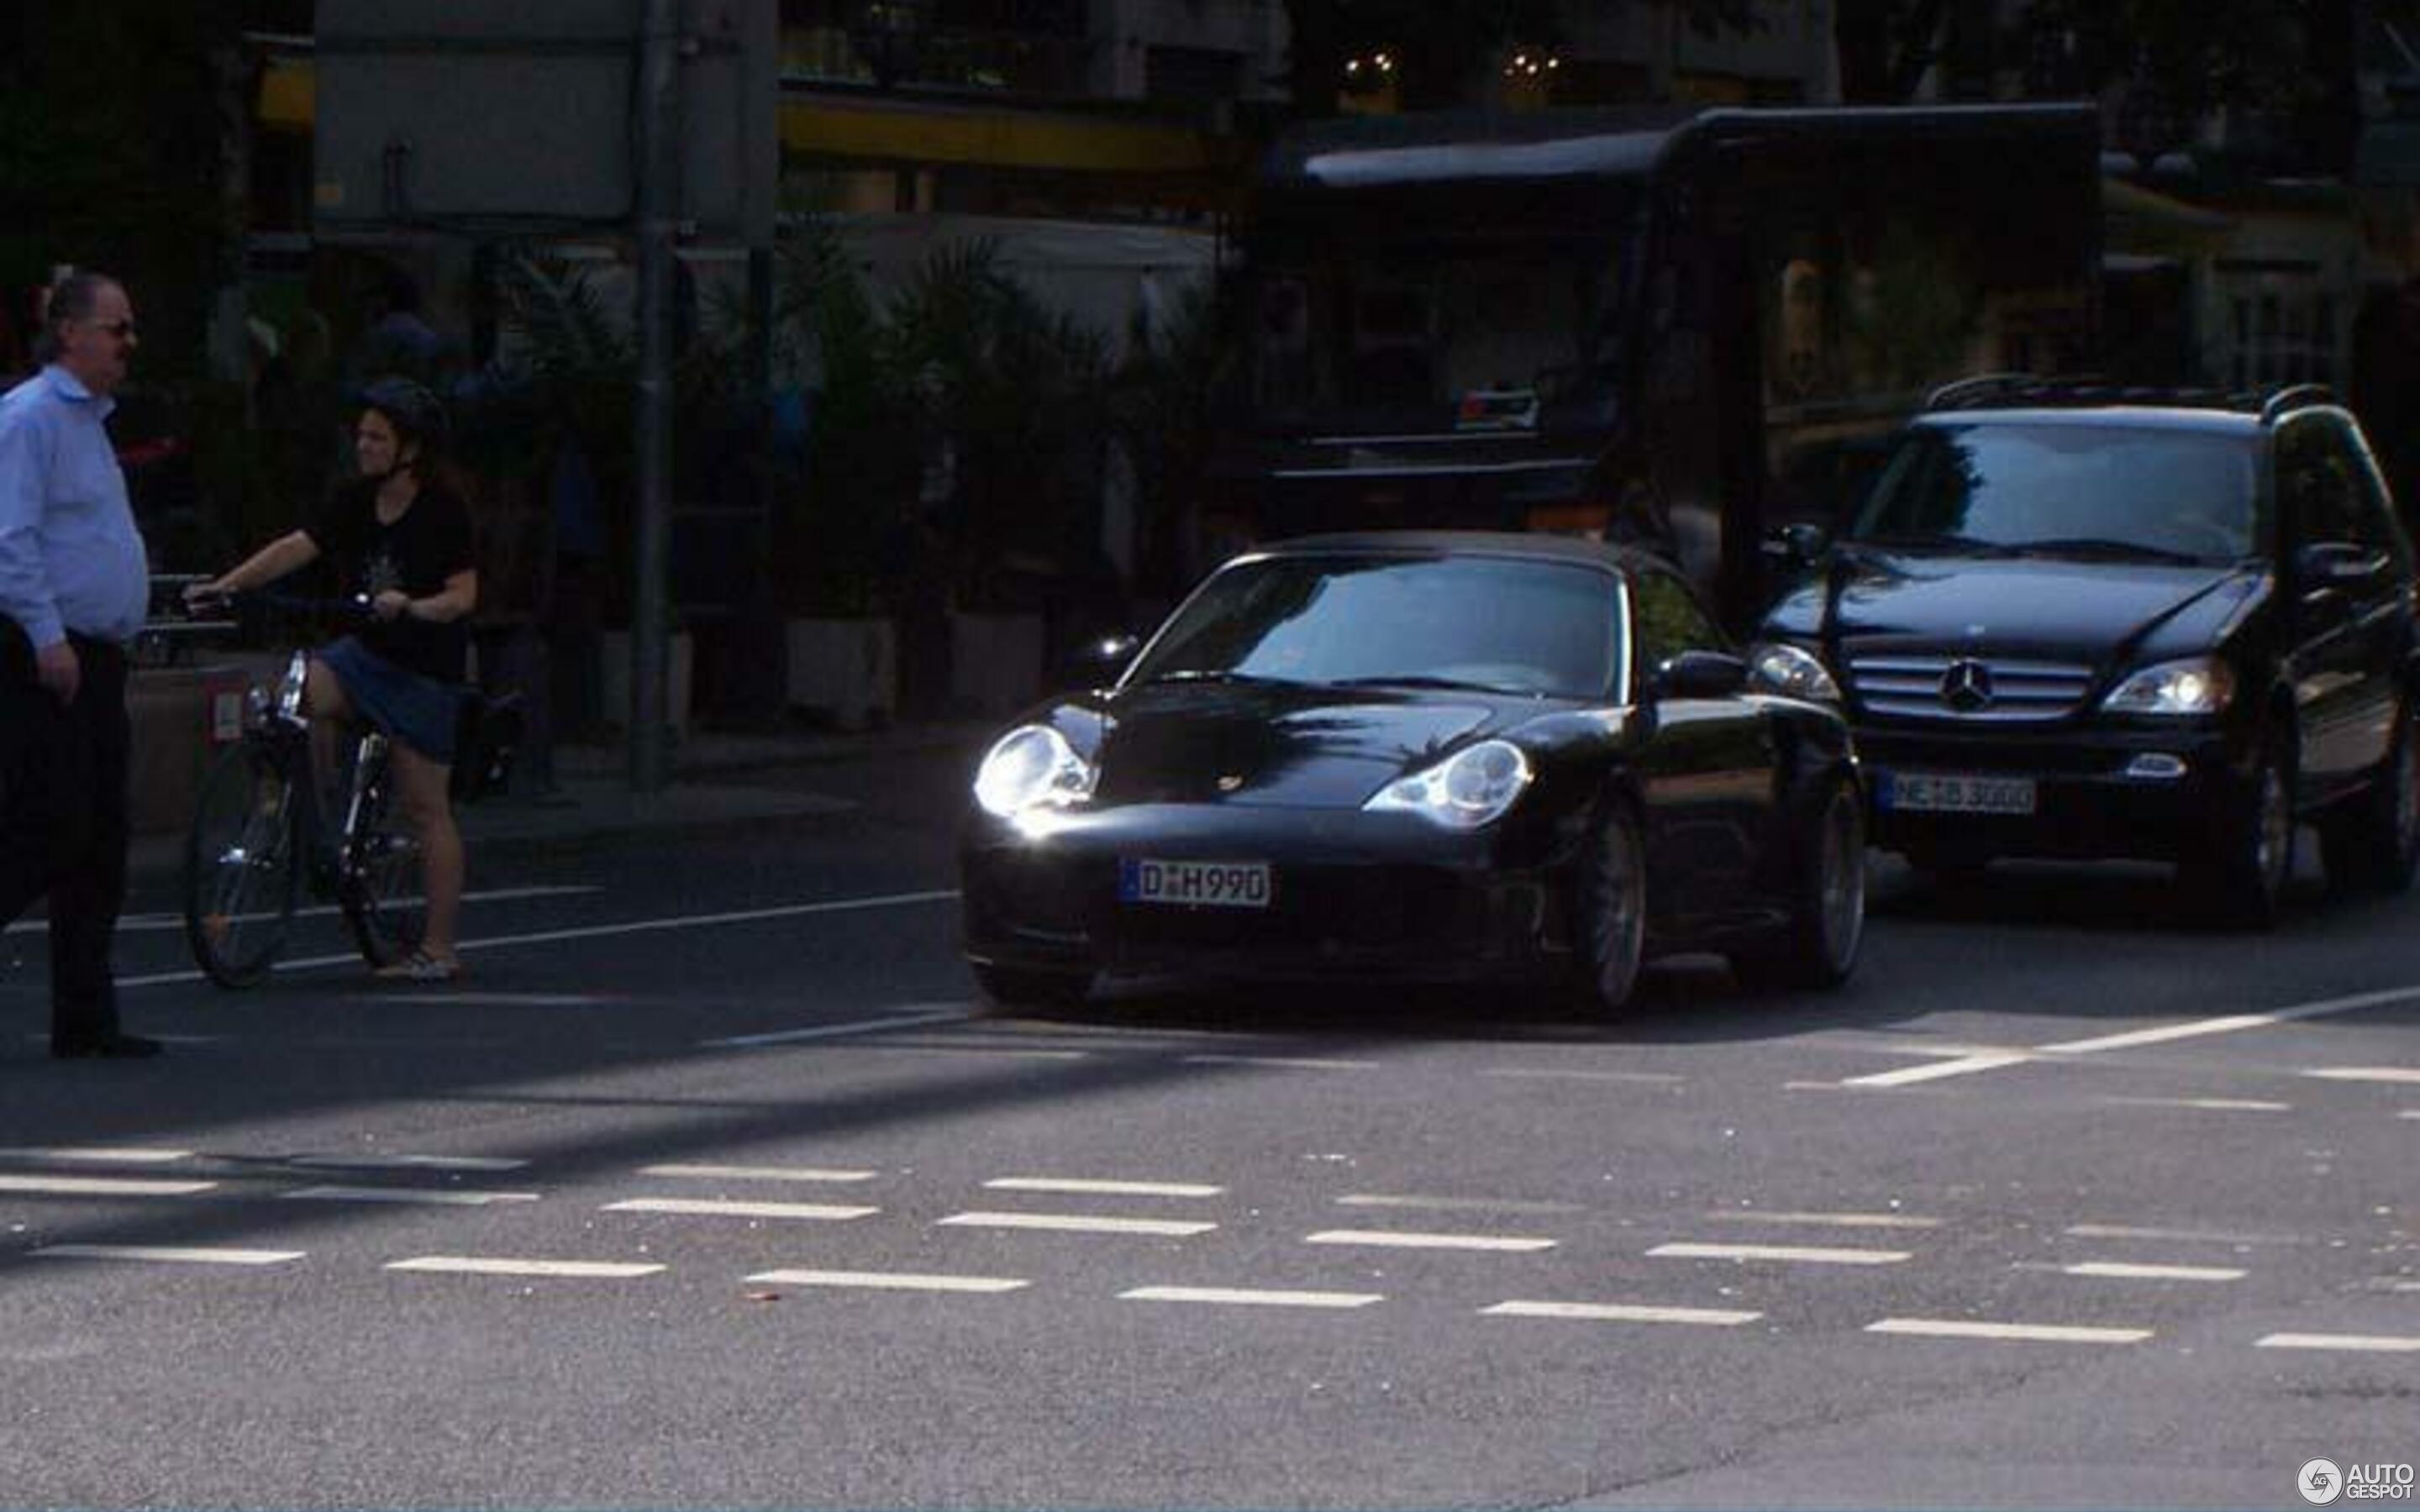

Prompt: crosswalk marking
xmin=2064 ymin=1223 xmax=2299 ymax=1245
xmin=2305 ymin=1067 xmax=2420 ymax=1085
xmin=2096 ymin=1096 xmax=2292 ymax=1112
xmin=1649 ymin=1242 xmax=1910 ymax=1266
xmin=1337 ymin=1194 xmax=1587 ymax=1216
xmin=2255 ymin=1332 xmax=2420 ymax=1352
xmin=387 ymin=1257 xmax=665 ymax=1278
xmin=1121 ymin=1285 xmax=1382 ymax=1310
xmin=602 ymin=1198 xmax=878 ymax=1221
xmin=747 ymin=1268 xmax=1028 ymax=1294
xmin=31 ymin=1244 xmax=302 ymax=1266
xmin=2060 ymin=1261 xmax=2246 ymax=1282
xmin=938 ymin=1211 xmax=1216 ymax=1237
xmin=1867 ymin=1318 xmax=2152 ymax=1344
xmin=640 ymin=1164 xmax=879 ymax=1184
xmin=283 ymin=1185 xmax=538 ymax=1206
xmin=1304 ymin=1229 xmax=1556 ymax=1253
xmin=984 ymin=1178 xmax=1223 ymax=1199
xmin=0 ymin=1147 xmax=193 ymax=1163
xmin=1483 ymin=1300 xmax=1762 ymax=1326
xmin=1705 ymin=1210 xmax=1941 ymax=1231
xmin=0 ymin=1174 xmax=217 ymax=1197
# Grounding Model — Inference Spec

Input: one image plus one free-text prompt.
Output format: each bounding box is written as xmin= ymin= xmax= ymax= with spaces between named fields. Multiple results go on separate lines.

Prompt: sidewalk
xmin=127 ymin=717 xmax=992 ymax=884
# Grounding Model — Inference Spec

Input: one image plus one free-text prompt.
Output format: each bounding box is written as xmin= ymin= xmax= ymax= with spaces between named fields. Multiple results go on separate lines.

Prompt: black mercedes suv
xmin=1751 ymin=377 xmax=2420 ymax=926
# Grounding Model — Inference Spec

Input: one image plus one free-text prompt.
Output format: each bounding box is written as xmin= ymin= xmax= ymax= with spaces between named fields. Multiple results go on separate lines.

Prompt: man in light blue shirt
xmin=0 ymin=270 xmax=159 ymax=1059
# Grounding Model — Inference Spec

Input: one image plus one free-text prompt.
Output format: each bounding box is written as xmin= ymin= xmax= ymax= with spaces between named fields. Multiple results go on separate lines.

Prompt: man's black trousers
xmin=0 ymin=633 xmax=130 ymax=1047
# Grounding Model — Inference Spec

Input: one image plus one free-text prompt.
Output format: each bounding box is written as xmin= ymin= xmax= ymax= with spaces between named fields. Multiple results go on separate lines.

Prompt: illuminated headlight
xmin=2102 ymin=657 xmax=2236 ymax=717
xmin=1748 ymin=641 xmax=1841 ymax=703
xmin=1365 ymin=739 xmax=1534 ymax=829
xmin=973 ymin=724 xmax=1097 ymax=817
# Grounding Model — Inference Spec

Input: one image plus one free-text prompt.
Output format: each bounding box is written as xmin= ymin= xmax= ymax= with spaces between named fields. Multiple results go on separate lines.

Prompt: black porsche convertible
xmin=958 ymin=532 xmax=1865 ymax=1015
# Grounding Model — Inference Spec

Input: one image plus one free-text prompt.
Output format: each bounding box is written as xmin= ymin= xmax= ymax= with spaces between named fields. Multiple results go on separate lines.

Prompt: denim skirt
xmin=316 ymin=636 xmax=461 ymax=764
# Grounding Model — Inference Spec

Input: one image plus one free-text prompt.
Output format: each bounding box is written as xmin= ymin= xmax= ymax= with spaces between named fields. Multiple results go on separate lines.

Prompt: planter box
xmin=950 ymin=611 xmax=1044 ymax=717
xmin=598 ymin=628 xmax=693 ymax=738
xmin=785 ymin=617 xmax=897 ymax=730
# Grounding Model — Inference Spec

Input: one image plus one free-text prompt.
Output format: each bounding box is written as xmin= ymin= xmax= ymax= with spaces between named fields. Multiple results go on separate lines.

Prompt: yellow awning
xmin=780 ymin=95 xmax=1223 ymax=176
xmin=257 ymin=55 xmax=315 ymax=133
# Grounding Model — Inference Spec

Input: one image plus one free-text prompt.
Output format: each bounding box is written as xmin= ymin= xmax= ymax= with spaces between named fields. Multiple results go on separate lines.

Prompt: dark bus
xmin=1203 ymin=102 xmax=2103 ymax=626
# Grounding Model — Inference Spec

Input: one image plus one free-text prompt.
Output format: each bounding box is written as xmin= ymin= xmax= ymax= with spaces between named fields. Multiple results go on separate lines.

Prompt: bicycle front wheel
xmin=339 ymin=739 xmax=427 ymax=969
xmin=182 ymin=744 xmax=302 ymax=989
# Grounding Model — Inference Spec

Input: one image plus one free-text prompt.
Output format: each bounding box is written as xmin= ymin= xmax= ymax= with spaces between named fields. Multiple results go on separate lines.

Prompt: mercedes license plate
xmin=1118 ymin=858 xmax=1271 ymax=909
xmin=1881 ymin=771 xmax=2037 ymax=816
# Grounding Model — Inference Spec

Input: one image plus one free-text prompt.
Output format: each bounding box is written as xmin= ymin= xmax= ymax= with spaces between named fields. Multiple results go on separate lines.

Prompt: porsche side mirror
xmin=1653 ymin=649 xmax=1749 ymax=700
xmin=2296 ymin=540 xmax=2388 ymax=590
xmin=1056 ymin=633 xmax=1143 ymax=690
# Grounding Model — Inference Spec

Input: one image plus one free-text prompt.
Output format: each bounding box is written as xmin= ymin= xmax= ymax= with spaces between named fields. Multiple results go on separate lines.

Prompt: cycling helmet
xmin=357 ymin=375 xmax=450 ymax=457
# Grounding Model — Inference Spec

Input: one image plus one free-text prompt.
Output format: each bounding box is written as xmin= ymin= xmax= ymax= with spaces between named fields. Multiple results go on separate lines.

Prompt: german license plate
xmin=1118 ymin=858 xmax=1272 ymax=909
xmin=1881 ymin=770 xmax=2038 ymax=816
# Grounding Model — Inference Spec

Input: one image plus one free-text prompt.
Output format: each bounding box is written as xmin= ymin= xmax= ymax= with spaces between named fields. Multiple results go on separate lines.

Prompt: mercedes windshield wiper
xmin=1331 ymin=674 xmax=1528 ymax=695
xmin=1845 ymin=532 xmax=2008 ymax=554
xmin=1141 ymin=668 xmax=1302 ymax=687
xmin=2008 ymin=537 xmax=2212 ymax=564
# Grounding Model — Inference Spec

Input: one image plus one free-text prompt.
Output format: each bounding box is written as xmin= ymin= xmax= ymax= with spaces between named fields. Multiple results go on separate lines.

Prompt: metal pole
xmin=630 ymin=0 xmax=681 ymax=792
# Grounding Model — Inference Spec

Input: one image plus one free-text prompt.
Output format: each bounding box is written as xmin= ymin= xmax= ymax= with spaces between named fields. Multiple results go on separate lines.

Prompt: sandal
xmin=374 ymin=950 xmax=463 ymax=983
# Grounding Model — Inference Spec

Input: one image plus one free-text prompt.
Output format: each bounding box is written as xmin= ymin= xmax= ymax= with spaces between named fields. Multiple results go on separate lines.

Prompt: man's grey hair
xmin=33 ymin=270 xmax=123 ymax=364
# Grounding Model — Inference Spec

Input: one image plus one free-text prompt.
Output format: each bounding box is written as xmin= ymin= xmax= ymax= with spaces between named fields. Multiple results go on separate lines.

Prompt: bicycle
xmin=178 ymin=591 xmax=515 ymax=989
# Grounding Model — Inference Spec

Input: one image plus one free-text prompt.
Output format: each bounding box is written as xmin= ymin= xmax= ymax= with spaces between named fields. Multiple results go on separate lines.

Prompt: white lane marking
xmin=117 ymin=890 xmax=964 ymax=990
xmin=2097 ymin=1096 xmax=2293 ymax=1112
xmin=1484 ymin=1300 xmax=1763 ymax=1326
xmin=1337 ymin=1194 xmax=1588 ymax=1216
xmin=1181 ymin=1054 xmax=1380 ymax=1072
xmin=2038 ymin=1016 xmax=2282 ymax=1054
xmin=2060 ymin=1261 xmax=2247 ymax=1282
xmin=369 ymin=993 xmax=618 ymax=1008
xmin=1868 ymin=1318 xmax=2152 ymax=1344
xmin=639 ymin=1164 xmax=879 ymax=1184
xmin=984 ymin=1178 xmax=1223 ymax=1199
xmin=1842 ymin=1052 xmax=2033 ymax=1088
xmin=1706 ymin=1210 xmax=1942 ymax=1231
xmin=2305 ymin=1067 xmax=2420 ymax=1085
xmin=106 ymin=884 xmax=602 ymax=935
xmin=702 ymin=1007 xmax=971 ymax=1049
xmin=0 ymin=1174 xmax=217 ymax=1197
xmin=2065 ymin=1223 xmax=2302 ymax=1246
xmin=0 ymin=1147 xmax=193 ymax=1163
xmin=1649 ymin=1242 xmax=1910 ymax=1266
xmin=1304 ymin=1229 xmax=1556 ymax=1253
xmin=288 ymin=1154 xmax=529 ymax=1172
xmin=282 ymin=1186 xmax=538 ymax=1206
xmin=2401 ymin=1110 xmax=2419 ymax=1120
xmin=2255 ymin=1332 xmax=2420 ymax=1353
xmin=1121 ymin=1285 xmax=1382 ymax=1310
xmin=31 ymin=1245 xmax=302 ymax=1266
xmin=855 ymin=1043 xmax=1090 ymax=1061
xmin=386 ymin=1257 xmax=664 ymax=1278
xmin=602 ymin=1198 xmax=877 ymax=1221
xmin=1481 ymin=1068 xmax=1686 ymax=1085
xmin=938 ymin=1211 xmax=1216 ymax=1237
xmin=748 ymin=1268 xmax=1029 ymax=1294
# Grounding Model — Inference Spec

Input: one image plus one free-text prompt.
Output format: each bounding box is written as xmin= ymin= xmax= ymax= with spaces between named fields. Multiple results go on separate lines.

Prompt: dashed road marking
xmin=603 ymin=1198 xmax=877 ymax=1221
xmin=1705 ymin=1210 xmax=1941 ymax=1231
xmin=1483 ymin=1300 xmax=1762 ymax=1326
xmin=2059 ymin=1261 xmax=2247 ymax=1282
xmin=2064 ymin=1223 xmax=2301 ymax=1246
xmin=30 ymin=1245 xmax=302 ymax=1266
xmin=937 ymin=1211 xmax=1215 ymax=1237
xmin=639 ymin=1163 xmax=879 ymax=1184
xmin=1181 ymin=1054 xmax=1380 ymax=1072
xmin=702 ymin=1007 xmax=971 ymax=1049
xmin=983 ymin=1178 xmax=1224 ymax=1199
xmin=0 ymin=1147 xmax=193 ymax=1163
xmin=1868 ymin=1318 xmax=2152 ymax=1344
xmin=1336 ymin=1194 xmax=1588 ymax=1216
xmin=1481 ymin=1068 xmax=1686 ymax=1085
xmin=386 ymin=1257 xmax=664 ymax=1278
xmin=1304 ymin=1229 xmax=1556 ymax=1253
xmin=0 ymin=1174 xmax=217 ymax=1197
xmin=1121 ymin=1285 xmax=1382 ymax=1310
xmin=2305 ymin=1067 xmax=2420 ymax=1085
xmin=2254 ymin=1332 xmax=2420 ymax=1353
xmin=2096 ymin=1097 xmax=2292 ymax=1112
xmin=748 ymin=1268 xmax=1028 ymax=1294
xmin=284 ymin=1185 xmax=538 ymax=1206
xmin=1649 ymin=1242 xmax=1910 ymax=1266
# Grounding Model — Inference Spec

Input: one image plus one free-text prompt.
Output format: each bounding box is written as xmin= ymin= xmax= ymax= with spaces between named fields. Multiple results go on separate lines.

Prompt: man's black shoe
xmin=51 ymin=1033 xmax=164 ymax=1060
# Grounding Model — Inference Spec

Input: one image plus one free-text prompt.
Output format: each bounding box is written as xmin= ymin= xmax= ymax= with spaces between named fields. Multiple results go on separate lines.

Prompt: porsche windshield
xmin=1850 ymin=423 xmax=2264 ymax=561
xmin=1129 ymin=554 xmax=1622 ymax=700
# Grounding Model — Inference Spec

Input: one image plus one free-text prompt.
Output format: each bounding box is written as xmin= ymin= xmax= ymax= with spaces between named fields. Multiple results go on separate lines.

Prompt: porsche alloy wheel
xmin=1739 ymin=773 xmax=1865 ymax=990
xmin=1572 ymin=803 xmax=1647 ymax=1016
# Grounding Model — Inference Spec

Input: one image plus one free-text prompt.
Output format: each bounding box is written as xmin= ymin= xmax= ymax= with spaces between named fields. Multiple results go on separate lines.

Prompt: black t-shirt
xmin=304 ymin=477 xmax=476 ymax=683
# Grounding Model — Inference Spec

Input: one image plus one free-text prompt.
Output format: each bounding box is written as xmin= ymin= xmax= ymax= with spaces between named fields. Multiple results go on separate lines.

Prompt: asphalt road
xmin=2 ymin=745 xmax=2414 ymax=1509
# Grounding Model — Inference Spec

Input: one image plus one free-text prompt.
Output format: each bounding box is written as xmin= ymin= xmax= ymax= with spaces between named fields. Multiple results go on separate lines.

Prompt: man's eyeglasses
xmin=85 ymin=319 xmax=137 ymax=340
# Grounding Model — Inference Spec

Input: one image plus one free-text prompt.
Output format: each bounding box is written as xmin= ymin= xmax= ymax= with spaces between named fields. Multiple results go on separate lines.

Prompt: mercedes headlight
xmin=1365 ymin=739 xmax=1534 ymax=830
xmin=1748 ymin=641 xmax=1841 ymax=703
xmin=2102 ymin=657 xmax=2236 ymax=716
xmin=973 ymin=725 xmax=1097 ymax=817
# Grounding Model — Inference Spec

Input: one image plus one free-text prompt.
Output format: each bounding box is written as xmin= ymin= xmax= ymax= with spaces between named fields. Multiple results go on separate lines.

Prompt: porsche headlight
xmin=1365 ymin=739 xmax=1534 ymax=830
xmin=2102 ymin=657 xmax=2236 ymax=717
xmin=973 ymin=724 xmax=1097 ymax=817
xmin=1748 ymin=641 xmax=1841 ymax=703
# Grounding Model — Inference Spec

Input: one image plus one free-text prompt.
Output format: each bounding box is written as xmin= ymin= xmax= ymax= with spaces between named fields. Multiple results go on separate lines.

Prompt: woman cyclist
xmin=189 ymin=377 xmax=477 ymax=980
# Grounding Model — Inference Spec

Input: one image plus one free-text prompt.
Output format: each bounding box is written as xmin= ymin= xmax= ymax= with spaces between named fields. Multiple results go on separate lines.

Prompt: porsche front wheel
xmin=1736 ymin=773 xmax=1865 ymax=991
xmin=1570 ymin=803 xmax=1647 ymax=1016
